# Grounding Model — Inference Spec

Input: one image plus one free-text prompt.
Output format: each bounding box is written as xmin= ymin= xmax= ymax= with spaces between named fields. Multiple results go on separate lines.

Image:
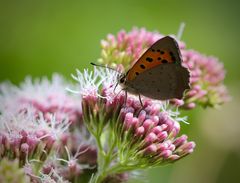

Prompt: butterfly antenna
xmin=113 ymin=82 xmax=119 ymax=94
xmin=177 ymin=22 xmax=185 ymax=40
xmin=90 ymin=62 xmax=121 ymax=74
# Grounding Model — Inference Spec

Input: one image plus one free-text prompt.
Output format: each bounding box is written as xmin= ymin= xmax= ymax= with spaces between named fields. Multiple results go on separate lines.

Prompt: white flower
xmin=70 ymin=67 xmax=118 ymax=98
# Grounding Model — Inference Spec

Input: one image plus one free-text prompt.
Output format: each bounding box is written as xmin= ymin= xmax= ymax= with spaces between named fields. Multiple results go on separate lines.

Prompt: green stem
xmin=91 ymin=130 xmax=118 ymax=183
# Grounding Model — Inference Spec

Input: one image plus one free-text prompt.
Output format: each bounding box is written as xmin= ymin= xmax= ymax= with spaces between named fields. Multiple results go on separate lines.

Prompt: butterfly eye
xmin=120 ymin=78 xmax=125 ymax=83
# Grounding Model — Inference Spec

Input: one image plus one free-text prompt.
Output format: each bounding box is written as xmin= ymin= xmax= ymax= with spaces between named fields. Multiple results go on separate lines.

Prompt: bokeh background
xmin=0 ymin=0 xmax=240 ymax=182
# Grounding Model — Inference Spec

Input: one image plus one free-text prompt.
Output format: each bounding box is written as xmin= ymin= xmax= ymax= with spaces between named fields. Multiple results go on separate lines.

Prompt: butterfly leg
xmin=136 ymin=93 xmax=145 ymax=116
xmin=123 ymin=90 xmax=128 ymax=107
xmin=138 ymin=94 xmax=143 ymax=107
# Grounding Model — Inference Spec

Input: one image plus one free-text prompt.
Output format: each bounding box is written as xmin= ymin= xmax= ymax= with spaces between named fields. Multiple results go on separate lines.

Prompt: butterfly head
xmin=117 ymin=73 xmax=127 ymax=87
xmin=90 ymin=63 xmax=129 ymax=89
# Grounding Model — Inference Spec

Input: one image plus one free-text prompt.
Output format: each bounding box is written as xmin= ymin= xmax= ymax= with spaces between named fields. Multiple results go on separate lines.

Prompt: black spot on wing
xmin=146 ymin=57 xmax=153 ymax=62
xmin=140 ymin=64 xmax=146 ymax=69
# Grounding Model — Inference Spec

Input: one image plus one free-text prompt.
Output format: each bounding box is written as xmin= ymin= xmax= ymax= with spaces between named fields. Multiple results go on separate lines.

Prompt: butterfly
xmin=92 ymin=36 xmax=190 ymax=104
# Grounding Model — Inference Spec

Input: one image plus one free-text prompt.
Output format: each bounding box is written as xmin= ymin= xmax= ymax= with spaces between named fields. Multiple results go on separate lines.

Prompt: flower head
xmin=0 ymin=109 xmax=70 ymax=164
xmin=98 ymin=27 xmax=229 ymax=109
xmin=72 ymin=67 xmax=195 ymax=181
xmin=178 ymin=50 xmax=230 ymax=108
xmin=0 ymin=74 xmax=82 ymax=124
xmin=0 ymin=74 xmax=98 ymax=182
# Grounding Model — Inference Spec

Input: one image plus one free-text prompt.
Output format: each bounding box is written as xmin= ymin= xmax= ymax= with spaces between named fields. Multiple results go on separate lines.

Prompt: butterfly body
xmin=118 ymin=36 xmax=190 ymax=100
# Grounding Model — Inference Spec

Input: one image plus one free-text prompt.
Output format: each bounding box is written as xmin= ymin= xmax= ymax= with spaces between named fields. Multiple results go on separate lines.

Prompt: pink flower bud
xmin=126 ymin=97 xmax=134 ymax=106
xmin=165 ymin=118 xmax=174 ymax=132
xmin=168 ymin=154 xmax=180 ymax=161
xmin=186 ymin=103 xmax=196 ymax=109
xmin=149 ymin=104 xmax=161 ymax=115
xmin=144 ymin=144 xmax=157 ymax=155
xmin=173 ymin=135 xmax=188 ymax=147
xmin=181 ymin=141 xmax=196 ymax=153
xmin=123 ymin=112 xmax=133 ymax=129
xmin=135 ymin=126 xmax=145 ymax=137
xmin=142 ymin=119 xmax=154 ymax=131
xmin=159 ymin=150 xmax=172 ymax=159
xmin=169 ymin=122 xmax=180 ymax=137
xmin=131 ymin=117 xmax=140 ymax=129
xmin=169 ymin=144 xmax=176 ymax=151
xmin=157 ymin=131 xmax=168 ymax=142
xmin=125 ymin=107 xmax=135 ymax=114
xmin=160 ymin=124 xmax=168 ymax=131
xmin=187 ymin=90 xmax=197 ymax=97
xmin=124 ymin=116 xmax=139 ymax=131
xmin=159 ymin=112 xmax=168 ymax=124
xmin=157 ymin=143 xmax=168 ymax=152
xmin=138 ymin=110 xmax=146 ymax=123
xmin=151 ymin=126 xmax=162 ymax=135
xmin=171 ymin=99 xmax=184 ymax=106
xmin=196 ymin=90 xmax=207 ymax=99
xmin=144 ymin=132 xmax=157 ymax=144
xmin=68 ymin=160 xmax=78 ymax=173
xmin=193 ymin=85 xmax=201 ymax=91
xmin=21 ymin=143 xmax=29 ymax=153
xmin=151 ymin=116 xmax=159 ymax=126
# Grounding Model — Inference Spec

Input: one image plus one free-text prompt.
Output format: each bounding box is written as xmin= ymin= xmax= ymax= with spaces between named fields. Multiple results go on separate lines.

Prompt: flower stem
xmin=91 ymin=129 xmax=118 ymax=183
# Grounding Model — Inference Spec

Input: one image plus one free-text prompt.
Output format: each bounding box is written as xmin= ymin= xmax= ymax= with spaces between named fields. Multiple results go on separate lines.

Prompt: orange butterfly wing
xmin=126 ymin=36 xmax=182 ymax=81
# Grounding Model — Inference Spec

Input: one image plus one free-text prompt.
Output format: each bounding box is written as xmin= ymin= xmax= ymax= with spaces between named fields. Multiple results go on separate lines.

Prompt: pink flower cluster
xmin=0 ymin=74 xmax=97 ymax=182
xmin=98 ymin=28 xmax=229 ymax=109
xmin=0 ymin=74 xmax=82 ymax=124
xmin=0 ymin=111 xmax=70 ymax=166
xmin=81 ymin=77 xmax=195 ymax=168
xmin=70 ymin=66 xmax=196 ymax=181
xmin=120 ymin=107 xmax=195 ymax=162
xmin=178 ymin=50 xmax=230 ymax=108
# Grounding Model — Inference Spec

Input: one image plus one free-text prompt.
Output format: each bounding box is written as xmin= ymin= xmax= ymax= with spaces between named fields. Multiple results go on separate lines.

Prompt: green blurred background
xmin=0 ymin=0 xmax=240 ymax=182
